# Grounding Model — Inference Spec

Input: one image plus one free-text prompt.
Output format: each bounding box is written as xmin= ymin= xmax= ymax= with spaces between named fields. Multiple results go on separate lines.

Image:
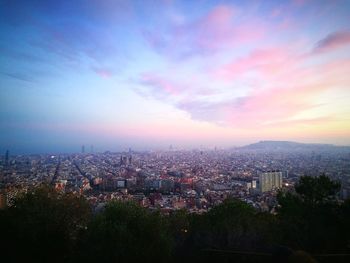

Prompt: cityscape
xmin=2 ymin=141 xmax=350 ymax=214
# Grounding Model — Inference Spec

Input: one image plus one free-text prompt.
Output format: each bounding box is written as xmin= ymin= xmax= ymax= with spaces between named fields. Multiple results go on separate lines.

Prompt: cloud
xmin=92 ymin=67 xmax=114 ymax=78
xmin=33 ymin=21 xmax=119 ymax=65
xmin=0 ymin=1 xmax=125 ymax=75
xmin=261 ymin=116 xmax=334 ymax=127
xmin=143 ymin=4 xmax=265 ymax=59
xmin=224 ymin=84 xmax=327 ymax=127
xmin=0 ymin=46 xmax=47 ymax=64
xmin=215 ymin=47 xmax=299 ymax=81
xmin=136 ymin=42 xmax=350 ymax=128
xmin=137 ymin=73 xmax=188 ymax=102
xmin=0 ymin=71 xmax=35 ymax=82
xmin=174 ymin=83 xmax=327 ymax=128
xmin=314 ymin=31 xmax=350 ymax=52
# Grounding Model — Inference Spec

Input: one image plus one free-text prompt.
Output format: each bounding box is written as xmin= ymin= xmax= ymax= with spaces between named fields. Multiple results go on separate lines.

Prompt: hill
xmin=239 ymin=140 xmax=349 ymax=152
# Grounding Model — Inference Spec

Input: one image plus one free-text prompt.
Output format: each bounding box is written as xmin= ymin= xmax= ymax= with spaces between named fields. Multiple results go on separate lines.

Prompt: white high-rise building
xmin=259 ymin=171 xmax=283 ymax=193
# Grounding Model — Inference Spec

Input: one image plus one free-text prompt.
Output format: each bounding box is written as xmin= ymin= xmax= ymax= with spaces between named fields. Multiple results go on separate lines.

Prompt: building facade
xmin=259 ymin=171 xmax=282 ymax=193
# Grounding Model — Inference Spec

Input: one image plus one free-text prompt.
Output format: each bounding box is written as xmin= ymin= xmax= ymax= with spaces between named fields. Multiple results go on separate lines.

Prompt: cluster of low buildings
xmin=1 ymin=147 xmax=349 ymax=212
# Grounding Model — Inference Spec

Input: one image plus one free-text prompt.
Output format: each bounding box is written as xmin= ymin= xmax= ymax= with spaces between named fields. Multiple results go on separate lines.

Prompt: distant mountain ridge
xmin=239 ymin=140 xmax=349 ymax=151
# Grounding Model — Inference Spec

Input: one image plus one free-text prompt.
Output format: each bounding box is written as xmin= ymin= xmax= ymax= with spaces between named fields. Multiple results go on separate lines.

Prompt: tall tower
xmin=82 ymin=145 xmax=85 ymax=154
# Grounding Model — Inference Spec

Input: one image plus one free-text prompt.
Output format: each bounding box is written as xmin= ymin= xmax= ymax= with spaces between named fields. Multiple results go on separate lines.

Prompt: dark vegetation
xmin=1 ymin=175 xmax=349 ymax=263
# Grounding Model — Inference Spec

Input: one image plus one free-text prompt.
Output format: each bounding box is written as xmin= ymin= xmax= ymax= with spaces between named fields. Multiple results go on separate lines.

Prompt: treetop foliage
xmin=0 ymin=175 xmax=349 ymax=263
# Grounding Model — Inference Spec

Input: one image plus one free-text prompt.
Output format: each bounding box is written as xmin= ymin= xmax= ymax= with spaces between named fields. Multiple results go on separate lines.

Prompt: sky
xmin=1 ymin=0 xmax=350 ymax=154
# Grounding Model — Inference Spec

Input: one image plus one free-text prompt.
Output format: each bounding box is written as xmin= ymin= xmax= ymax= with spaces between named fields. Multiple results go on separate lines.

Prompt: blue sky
xmin=1 ymin=0 xmax=350 ymax=154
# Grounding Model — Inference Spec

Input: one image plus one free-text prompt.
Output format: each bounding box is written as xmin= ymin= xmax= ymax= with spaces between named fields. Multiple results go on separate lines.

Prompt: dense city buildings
xmin=1 ymin=142 xmax=349 ymax=213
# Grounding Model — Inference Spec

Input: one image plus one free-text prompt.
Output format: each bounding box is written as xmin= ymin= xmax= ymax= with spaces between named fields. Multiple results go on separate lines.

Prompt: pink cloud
xmin=209 ymin=50 xmax=350 ymax=126
xmin=138 ymin=44 xmax=350 ymax=129
xmin=138 ymin=72 xmax=208 ymax=99
xmin=226 ymin=84 xmax=327 ymax=127
xmin=143 ymin=4 xmax=265 ymax=58
xmin=314 ymin=31 xmax=350 ymax=52
xmin=261 ymin=116 xmax=334 ymax=127
xmin=216 ymin=47 xmax=301 ymax=82
xmin=200 ymin=5 xmax=235 ymax=28
xmin=138 ymin=73 xmax=185 ymax=100
xmin=92 ymin=67 xmax=113 ymax=78
xmin=173 ymin=81 xmax=329 ymax=128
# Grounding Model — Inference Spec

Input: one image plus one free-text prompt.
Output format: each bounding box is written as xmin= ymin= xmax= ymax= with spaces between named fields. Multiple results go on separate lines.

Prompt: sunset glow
xmin=1 ymin=0 xmax=350 ymax=153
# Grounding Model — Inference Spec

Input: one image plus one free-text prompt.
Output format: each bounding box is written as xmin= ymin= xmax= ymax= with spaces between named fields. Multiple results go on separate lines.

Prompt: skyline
xmin=1 ymin=0 xmax=350 ymax=154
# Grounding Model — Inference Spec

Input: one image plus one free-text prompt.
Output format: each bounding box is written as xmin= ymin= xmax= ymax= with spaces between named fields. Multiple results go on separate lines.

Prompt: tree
xmin=183 ymin=198 xmax=279 ymax=262
xmin=294 ymin=174 xmax=340 ymax=205
xmin=167 ymin=209 xmax=190 ymax=259
xmin=77 ymin=200 xmax=172 ymax=263
xmin=277 ymin=175 xmax=345 ymax=253
xmin=0 ymin=185 xmax=91 ymax=263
